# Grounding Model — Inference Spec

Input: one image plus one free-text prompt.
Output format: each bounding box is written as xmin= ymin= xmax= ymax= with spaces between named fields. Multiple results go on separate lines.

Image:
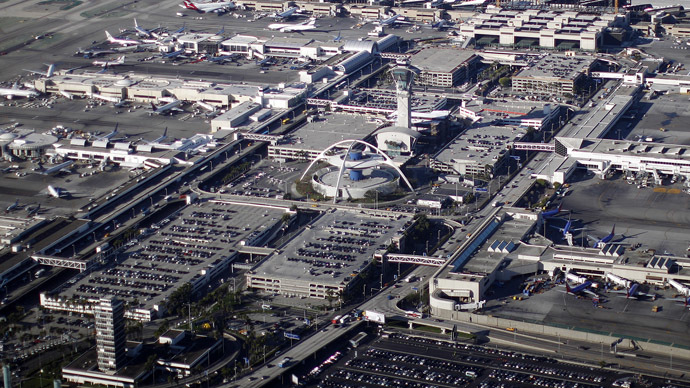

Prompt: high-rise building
xmin=95 ymin=296 xmax=126 ymax=373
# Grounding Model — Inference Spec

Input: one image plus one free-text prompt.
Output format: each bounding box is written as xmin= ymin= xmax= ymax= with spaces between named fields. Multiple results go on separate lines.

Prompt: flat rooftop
xmin=515 ymin=54 xmax=595 ymax=81
xmin=409 ymin=48 xmax=476 ymax=74
xmin=456 ymin=212 xmax=534 ymax=275
xmin=433 ymin=125 xmax=526 ymax=167
xmin=50 ymin=201 xmax=287 ymax=315
xmin=560 ymin=84 xmax=638 ymax=139
xmin=250 ymin=209 xmax=412 ymax=288
xmin=275 ymin=113 xmax=380 ymax=152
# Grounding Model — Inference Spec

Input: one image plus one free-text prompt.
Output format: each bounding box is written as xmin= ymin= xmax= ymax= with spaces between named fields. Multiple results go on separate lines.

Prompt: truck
xmin=278 ymin=357 xmax=291 ymax=368
xmin=339 ymin=314 xmax=350 ymax=324
xmin=404 ymin=275 xmax=416 ymax=283
xmin=34 ymin=269 xmax=46 ymax=278
xmin=331 ymin=315 xmax=342 ymax=324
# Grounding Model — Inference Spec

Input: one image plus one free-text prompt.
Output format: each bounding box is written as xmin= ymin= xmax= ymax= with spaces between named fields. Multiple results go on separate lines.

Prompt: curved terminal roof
xmin=9 ymin=133 xmax=58 ymax=150
xmin=342 ymin=40 xmax=377 ymax=53
xmin=336 ymin=51 xmax=373 ymax=74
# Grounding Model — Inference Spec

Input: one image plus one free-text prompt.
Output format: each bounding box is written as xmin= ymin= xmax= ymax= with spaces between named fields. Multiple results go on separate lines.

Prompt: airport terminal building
xmin=429 ymin=207 xmax=690 ymax=314
xmin=458 ymin=8 xmax=626 ymax=51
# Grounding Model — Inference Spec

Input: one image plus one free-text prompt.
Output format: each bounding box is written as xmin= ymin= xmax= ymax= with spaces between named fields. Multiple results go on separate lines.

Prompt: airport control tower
xmin=391 ymin=64 xmax=416 ymax=129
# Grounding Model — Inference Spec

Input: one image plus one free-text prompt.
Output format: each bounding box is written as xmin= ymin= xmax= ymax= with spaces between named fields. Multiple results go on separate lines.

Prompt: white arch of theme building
xmin=299 ymin=139 xmax=415 ymax=204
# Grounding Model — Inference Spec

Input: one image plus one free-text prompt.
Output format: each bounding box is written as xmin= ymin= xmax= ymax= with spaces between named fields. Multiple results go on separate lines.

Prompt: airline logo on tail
xmin=183 ymin=0 xmax=199 ymax=10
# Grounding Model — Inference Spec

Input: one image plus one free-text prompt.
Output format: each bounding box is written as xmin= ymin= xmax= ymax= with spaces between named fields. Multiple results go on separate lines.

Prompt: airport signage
xmin=284 ymin=332 xmax=301 ymax=340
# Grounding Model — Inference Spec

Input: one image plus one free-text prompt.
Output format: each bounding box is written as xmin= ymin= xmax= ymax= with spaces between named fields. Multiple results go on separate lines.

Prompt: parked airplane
xmin=93 ymin=56 xmax=126 ymax=67
xmin=587 ymin=225 xmax=619 ymax=248
xmin=0 ymin=83 xmax=40 ymax=99
xmin=273 ymin=7 xmax=298 ymax=19
xmin=41 ymin=160 xmax=74 ymax=175
xmin=105 ymin=31 xmax=141 ymax=46
xmin=374 ymin=14 xmax=413 ymax=26
xmin=162 ymin=50 xmax=185 ymax=59
xmin=180 ymin=0 xmax=235 ymax=13
xmin=47 ymin=185 xmax=67 ymax=198
xmin=76 ymin=47 xmax=116 ymax=58
xmin=207 ymin=54 xmax=234 ymax=64
xmin=151 ymin=100 xmax=183 ymax=115
xmin=333 ymin=31 xmax=342 ymax=42
xmin=133 ymin=19 xmax=158 ymax=38
xmin=143 ymin=128 xmax=168 ymax=144
xmin=5 ymin=200 xmax=19 ymax=213
xmin=550 ymin=215 xmax=582 ymax=239
xmin=24 ymin=64 xmax=56 ymax=78
xmin=542 ymin=204 xmax=563 ymax=218
xmin=268 ymin=18 xmax=317 ymax=32
xmin=26 ymin=204 xmax=41 ymax=216
xmin=564 ymin=281 xmax=601 ymax=301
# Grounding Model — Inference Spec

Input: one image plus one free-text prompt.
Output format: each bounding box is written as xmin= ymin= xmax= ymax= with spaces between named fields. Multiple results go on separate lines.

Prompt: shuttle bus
xmin=349 ymin=331 xmax=368 ymax=348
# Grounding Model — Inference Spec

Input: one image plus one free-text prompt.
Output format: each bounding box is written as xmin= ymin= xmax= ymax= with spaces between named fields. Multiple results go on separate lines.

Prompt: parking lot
xmin=44 ymin=200 xmax=288 ymax=320
xmin=217 ymin=160 xmax=301 ymax=199
xmin=307 ymin=333 xmax=680 ymax=388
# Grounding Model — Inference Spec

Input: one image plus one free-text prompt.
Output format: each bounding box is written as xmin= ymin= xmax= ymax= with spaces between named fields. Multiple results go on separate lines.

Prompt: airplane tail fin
xmin=565 ymin=282 xmax=571 ymax=294
xmin=134 ymin=18 xmax=139 ymax=28
xmin=118 ymin=56 xmax=125 ymax=63
xmin=308 ymin=18 xmax=316 ymax=25
xmin=105 ymin=31 xmax=113 ymax=41
xmin=163 ymin=127 xmax=168 ymax=138
xmin=151 ymin=102 xmax=158 ymax=111
xmin=46 ymin=64 xmax=56 ymax=78
xmin=611 ymin=224 xmax=615 ymax=236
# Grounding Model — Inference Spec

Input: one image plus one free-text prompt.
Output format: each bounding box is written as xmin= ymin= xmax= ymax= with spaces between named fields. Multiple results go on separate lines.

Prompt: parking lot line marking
xmin=667 ymin=188 xmax=681 ymax=194
xmin=653 ymin=188 xmax=667 ymax=193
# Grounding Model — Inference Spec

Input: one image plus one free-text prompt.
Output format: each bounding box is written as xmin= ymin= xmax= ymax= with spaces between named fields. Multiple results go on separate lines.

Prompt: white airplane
xmin=76 ymin=47 xmax=116 ymax=58
xmin=133 ymin=19 xmax=158 ymax=38
xmin=374 ymin=14 xmax=413 ymax=26
xmin=105 ymin=31 xmax=141 ymax=46
xmin=180 ymin=0 xmax=235 ymax=13
xmin=268 ymin=18 xmax=317 ymax=32
xmin=151 ymin=100 xmax=183 ymax=115
xmin=5 ymin=200 xmax=19 ymax=213
xmin=41 ymin=160 xmax=74 ymax=175
xmin=0 ymin=83 xmax=40 ymax=99
xmin=47 ymin=185 xmax=67 ymax=198
xmin=92 ymin=56 xmax=126 ymax=67
xmin=24 ymin=64 xmax=56 ymax=78
xmin=273 ymin=6 xmax=298 ymax=19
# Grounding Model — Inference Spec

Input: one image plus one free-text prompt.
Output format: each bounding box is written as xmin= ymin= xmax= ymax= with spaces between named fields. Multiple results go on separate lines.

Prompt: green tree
xmin=498 ymin=77 xmax=512 ymax=87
